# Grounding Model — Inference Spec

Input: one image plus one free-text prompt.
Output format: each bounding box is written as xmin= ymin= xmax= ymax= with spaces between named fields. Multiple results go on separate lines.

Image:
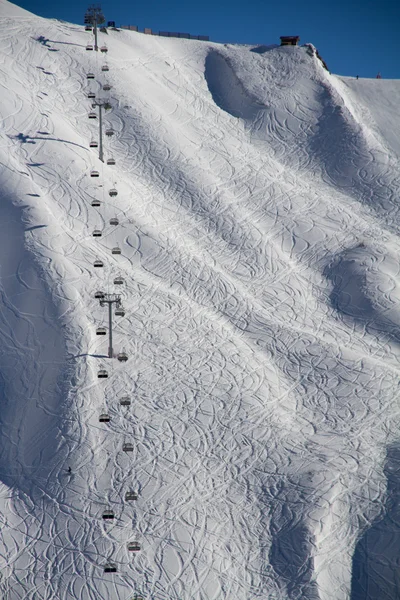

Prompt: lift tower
xmin=99 ymin=294 xmax=121 ymax=358
xmin=84 ymin=5 xmax=105 ymax=52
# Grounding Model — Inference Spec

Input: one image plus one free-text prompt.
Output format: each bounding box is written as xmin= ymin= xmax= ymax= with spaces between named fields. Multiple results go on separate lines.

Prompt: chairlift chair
xmin=91 ymin=199 xmax=101 ymax=207
xmin=90 ymin=170 xmax=100 ymax=177
xmin=111 ymin=247 xmax=121 ymax=255
xmin=92 ymin=229 xmax=102 ymax=237
xmin=125 ymin=490 xmax=138 ymax=501
xmin=87 ymin=72 xmax=95 ymax=79
xmin=88 ymin=112 xmax=97 ymax=119
xmin=94 ymin=290 xmax=105 ymax=299
xmin=107 ymin=157 xmax=116 ymax=166
xmin=99 ymin=413 xmax=110 ymax=422
xmin=123 ymin=442 xmax=134 ymax=452
xmin=127 ymin=542 xmax=141 ymax=552
xmin=102 ymin=509 xmax=115 ymax=520
xmin=117 ymin=352 xmax=128 ymax=362
xmin=86 ymin=44 xmax=93 ymax=51
xmin=105 ymin=128 xmax=114 ymax=137
xmin=96 ymin=326 xmax=107 ymax=335
xmin=104 ymin=562 xmax=117 ymax=573
xmin=101 ymin=64 xmax=109 ymax=72
xmin=93 ymin=259 xmax=104 ymax=267
xmin=114 ymin=276 xmax=124 ymax=285
xmin=109 ymin=188 xmax=118 ymax=197
xmin=85 ymin=25 xmax=93 ymax=31
xmin=88 ymin=92 xmax=96 ymax=99
xmin=115 ymin=306 xmax=125 ymax=317
xmin=97 ymin=369 xmax=108 ymax=378
xmin=120 ymin=396 xmax=131 ymax=406
xmin=89 ymin=140 xmax=98 ymax=148
xmin=100 ymin=45 xmax=108 ymax=53
xmin=109 ymin=217 xmax=119 ymax=225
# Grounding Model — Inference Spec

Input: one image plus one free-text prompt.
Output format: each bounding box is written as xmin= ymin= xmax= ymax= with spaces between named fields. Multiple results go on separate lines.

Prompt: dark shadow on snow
xmin=351 ymin=445 xmax=400 ymax=600
xmin=25 ymin=224 xmax=47 ymax=232
xmin=9 ymin=133 xmax=86 ymax=150
xmin=34 ymin=35 xmax=84 ymax=48
xmin=323 ymin=244 xmax=400 ymax=345
xmin=250 ymin=44 xmax=279 ymax=54
xmin=204 ymin=51 xmax=265 ymax=120
xmin=269 ymin=519 xmax=320 ymax=599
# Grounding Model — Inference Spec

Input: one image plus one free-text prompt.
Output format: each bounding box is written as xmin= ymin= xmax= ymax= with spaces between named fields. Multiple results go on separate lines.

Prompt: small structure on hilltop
xmin=280 ymin=36 xmax=300 ymax=46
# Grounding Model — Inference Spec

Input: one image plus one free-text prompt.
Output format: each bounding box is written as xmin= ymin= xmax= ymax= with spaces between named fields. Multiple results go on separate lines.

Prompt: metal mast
xmin=99 ymin=294 xmax=121 ymax=358
xmin=90 ymin=99 xmax=111 ymax=163
xmin=84 ymin=5 xmax=105 ymax=52
xmin=98 ymin=102 xmax=104 ymax=163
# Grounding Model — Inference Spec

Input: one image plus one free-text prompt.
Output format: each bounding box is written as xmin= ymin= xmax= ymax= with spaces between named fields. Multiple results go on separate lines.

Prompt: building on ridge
xmin=280 ymin=36 xmax=300 ymax=46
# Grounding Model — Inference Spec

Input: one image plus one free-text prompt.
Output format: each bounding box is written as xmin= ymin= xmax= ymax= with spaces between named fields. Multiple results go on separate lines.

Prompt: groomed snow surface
xmin=0 ymin=1 xmax=400 ymax=598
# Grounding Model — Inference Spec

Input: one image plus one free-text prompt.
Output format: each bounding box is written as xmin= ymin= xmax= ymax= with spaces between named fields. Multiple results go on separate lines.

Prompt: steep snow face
xmin=0 ymin=3 xmax=400 ymax=599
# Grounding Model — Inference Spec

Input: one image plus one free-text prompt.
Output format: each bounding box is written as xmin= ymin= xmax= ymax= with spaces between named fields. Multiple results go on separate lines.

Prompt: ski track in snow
xmin=0 ymin=2 xmax=400 ymax=598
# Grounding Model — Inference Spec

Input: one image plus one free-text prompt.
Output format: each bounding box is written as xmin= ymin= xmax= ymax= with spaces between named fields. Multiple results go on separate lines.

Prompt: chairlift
xmin=109 ymin=217 xmax=119 ymax=225
xmin=92 ymin=229 xmax=102 ymax=237
xmin=86 ymin=72 xmax=95 ymax=80
xmin=117 ymin=352 xmax=128 ymax=362
xmin=115 ymin=306 xmax=125 ymax=317
xmin=94 ymin=290 xmax=105 ymax=299
xmin=85 ymin=25 xmax=93 ymax=31
xmin=103 ymin=83 xmax=112 ymax=91
xmin=109 ymin=188 xmax=118 ymax=197
xmin=123 ymin=442 xmax=134 ymax=452
xmin=96 ymin=326 xmax=107 ymax=335
xmin=100 ymin=45 xmax=108 ymax=53
xmin=88 ymin=112 xmax=97 ymax=119
xmin=104 ymin=562 xmax=117 ymax=573
xmin=98 ymin=369 xmax=108 ymax=378
xmin=120 ymin=396 xmax=131 ymax=406
xmin=89 ymin=140 xmax=98 ymax=148
xmin=93 ymin=259 xmax=104 ymax=267
xmin=86 ymin=44 xmax=93 ymax=51
xmin=91 ymin=199 xmax=101 ymax=207
xmin=127 ymin=542 xmax=141 ymax=552
xmin=90 ymin=170 xmax=100 ymax=177
xmin=107 ymin=157 xmax=116 ymax=166
xmin=125 ymin=490 xmax=138 ymax=501
xmin=114 ymin=276 xmax=124 ymax=285
xmin=101 ymin=64 xmax=109 ymax=72
xmin=102 ymin=509 xmax=115 ymax=520
xmin=111 ymin=247 xmax=121 ymax=255
xmin=99 ymin=412 xmax=110 ymax=422
xmin=88 ymin=92 xmax=96 ymax=100
xmin=105 ymin=128 xmax=114 ymax=137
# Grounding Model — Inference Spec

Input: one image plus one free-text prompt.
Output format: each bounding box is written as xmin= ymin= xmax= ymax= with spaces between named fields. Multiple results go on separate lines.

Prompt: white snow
xmin=0 ymin=1 xmax=400 ymax=598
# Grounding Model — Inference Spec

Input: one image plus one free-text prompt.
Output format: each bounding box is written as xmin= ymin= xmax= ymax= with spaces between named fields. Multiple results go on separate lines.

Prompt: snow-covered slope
xmin=1 ymin=1 xmax=400 ymax=598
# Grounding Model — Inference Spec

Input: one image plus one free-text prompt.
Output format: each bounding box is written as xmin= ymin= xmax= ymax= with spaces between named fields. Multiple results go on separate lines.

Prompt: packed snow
xmin=0 ymin=0 xmax=400 ymax=597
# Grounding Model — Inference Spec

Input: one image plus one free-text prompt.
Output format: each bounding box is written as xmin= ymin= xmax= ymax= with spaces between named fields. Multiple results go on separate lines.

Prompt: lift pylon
xmin=99 ymin=293 xmax=121 ymax=358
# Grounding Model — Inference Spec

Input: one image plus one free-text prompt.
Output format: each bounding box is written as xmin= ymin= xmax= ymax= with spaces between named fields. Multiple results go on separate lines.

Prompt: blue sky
xmin=11 ymin=0 xmax=399 ymax=79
